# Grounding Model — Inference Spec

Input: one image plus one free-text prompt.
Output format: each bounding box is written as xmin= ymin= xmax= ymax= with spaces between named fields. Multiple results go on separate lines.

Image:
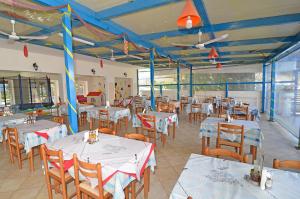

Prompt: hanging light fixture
xmin=208 ymin=47 xmax=219 ymax=59
xmin=177 ymin=0 xmax=201 ymax=29
xmin=216 ymin=63 xmax=222 ymax=70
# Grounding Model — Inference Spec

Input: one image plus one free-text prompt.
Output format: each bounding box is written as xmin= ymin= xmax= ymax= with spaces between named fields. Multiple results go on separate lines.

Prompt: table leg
xmin=29 ymin=149 xmax=34 ymax=172
xmin=173 ymin=122 xmax=176 ymax=139
xmin=250 ymin=145 xmax=257 ymax=163
xmin=89 ymin=118 xmax=93 ymax=130
xmin=162 ymin=134 xmax=166 ymax=147
xmin=144 ymin=167 xmax=150 ymax=199
xmin=202 ymin=136 xmax=207 ymax=154
xmin=207 ymin=137 xmax=210 ymax=147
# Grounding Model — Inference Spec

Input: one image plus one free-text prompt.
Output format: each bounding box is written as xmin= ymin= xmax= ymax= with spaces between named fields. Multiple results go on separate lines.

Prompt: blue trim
xmin=62 ymin=7 xmax=78 ymax=133
xmin=177 ymin=65 xmax=180 ymax=101
xmin=142 ymin=13 xmax=300 ymax=40
xmin=150 ymin=49 xmax=155 ymax=110
xmin=96 ymin=0 xmax=180 ymax=19
xmin=270 ymin=62 xmax=276 ymax=121
xmin=189 ymin=65 xmax=193 ymax=97
xmin=261 ymin=63 xmax=266 ymax=113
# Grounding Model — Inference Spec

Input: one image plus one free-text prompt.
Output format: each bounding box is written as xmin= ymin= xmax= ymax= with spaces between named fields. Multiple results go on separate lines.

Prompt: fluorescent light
xmin=58 ymin=33 xmax=95 ymax=46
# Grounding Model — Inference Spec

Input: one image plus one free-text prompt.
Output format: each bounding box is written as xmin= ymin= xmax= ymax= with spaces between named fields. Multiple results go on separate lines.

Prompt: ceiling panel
xmin=76 ymin=0 xmax=129 ymax=12
xmin=173 ymin=48 xmax=211 ymax=56
xmin=215 ymin=23 xmax=300 ymax=42
xmin=73 ymin=26 xmax=116 ymax=42
xmin=112 ymin=1 xmax=186 ymax=34
xmin=0 ymin=2 xmax=61 ymax=26
xmin=220 ymin=43 xmax=284 ymax=52
xmin=83 ymin=47 xmax=112 ymax=56
xmin=204 ymin=0 xmax=300 ymax=24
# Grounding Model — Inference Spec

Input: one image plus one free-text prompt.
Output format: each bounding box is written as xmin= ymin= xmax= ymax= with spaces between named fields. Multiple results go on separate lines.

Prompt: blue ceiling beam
xmin=265 ymin=31 xmax=300 ymax=62
xmin=162 ymin=36 xmax=295 ymax=51
xmin=96 ymin=0 xmax=180 ymax=19
xmin=142 ymin=13 xmax=300 ymax=40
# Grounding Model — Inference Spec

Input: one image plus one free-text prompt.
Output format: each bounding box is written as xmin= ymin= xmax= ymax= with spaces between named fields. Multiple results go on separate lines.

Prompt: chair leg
xmin=144 ymin=167 xmax=150 ymax=199
xmin=17 ymin=149 xmax=22 ymax=169
xmin=173 ymin=122 xmax=176 ymax=139
xmin=130 ymin=181 xmax=136 ymax=199
xmin=29 ymin=149 xmax=34 ymax=172
xmin=61 ymin=181 xmax=68 ymax=199
xmin=45 ymin=176 xmax=53 ymax=199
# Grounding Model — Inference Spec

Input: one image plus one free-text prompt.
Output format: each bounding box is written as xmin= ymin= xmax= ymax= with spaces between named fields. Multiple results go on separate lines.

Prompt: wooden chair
xmin=273 ymin=159 xmax=300 ymax=171
xmin=79 ymin=112 xmax=88 ymax=126
xmin=6 ymin=127 xmax=33 ymax=170
xmin=73 ymin=154 xmax=112 ymax=199
xmin=140 ymin=114 xmax=158 ymax=146
xmin=204 ymin=147 xmax=248 ymax=163
xmin=135 ymin=106 xmax=144 ymax=114
xmin=217 ymin=123 xmax=244 ymax=155
xmin=188 ymin=103 xmax=202 ymax=123
xmin=40 ymin=144 xmax=76 ymax=199
xmin=124 ymin=133 xmax=150 ymax=199
xmin=98 ymin=109 xmax=115 ymax=135
xmin=232 ymin=106 xmax=249 ymax=120
xmin=180 ymin=96 xmax=189 ymax=112
xmin=124 ymin=133 xmax=149 ymax=142
xmin=53 ymin=116 xmax=64 ymax=124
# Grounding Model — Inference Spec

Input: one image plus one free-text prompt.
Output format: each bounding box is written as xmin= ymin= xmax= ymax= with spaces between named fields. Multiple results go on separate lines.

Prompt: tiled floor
xmin=0 ymin=113 xmax=299 ymax=199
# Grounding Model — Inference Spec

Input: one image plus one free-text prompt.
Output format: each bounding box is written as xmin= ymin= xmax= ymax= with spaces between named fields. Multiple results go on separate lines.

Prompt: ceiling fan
xmin=209 ymin=58 xmax=231 ymax=65
xmin=172 ymin=30 xmax=229 ymax=49
xmin=109 ymin=49 xmax=143 ymax=61
xmin=0 ymin=19 xmax=48 ymax=41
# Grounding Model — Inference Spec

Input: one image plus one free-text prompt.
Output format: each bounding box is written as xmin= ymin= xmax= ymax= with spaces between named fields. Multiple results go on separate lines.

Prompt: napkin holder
xmin=85 ymin=129 xmax=99 ymax=144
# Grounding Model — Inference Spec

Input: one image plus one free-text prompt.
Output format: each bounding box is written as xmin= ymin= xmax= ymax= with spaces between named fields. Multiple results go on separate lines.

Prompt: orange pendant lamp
xmin=208 ymin=47 xmax=219 ymax=59
xmin=216 ymin=63 xmax=222 ymax=70
xmin=177 ymin=0 xmax=201 ymax=29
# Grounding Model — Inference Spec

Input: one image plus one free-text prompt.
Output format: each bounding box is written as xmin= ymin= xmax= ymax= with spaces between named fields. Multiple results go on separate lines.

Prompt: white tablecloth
xmin=59 ymin=104 xmax=94 ymax=115
xmin=200 ymin=117 xmax=263 ymax=147
xmin=185 ymin=103 xmax=214 ymax=115
xmin=170 ymin=154 xmax=300 ymax=199
xmin=0 ymin=113 xmax=27 ymax=141
xmin=47 ymin=132 xmax=156 ymax=199
xmin=11 ymin=120 xmax=68 ymax=153
xmin=86 ymin=106 xmax=131 ymax=123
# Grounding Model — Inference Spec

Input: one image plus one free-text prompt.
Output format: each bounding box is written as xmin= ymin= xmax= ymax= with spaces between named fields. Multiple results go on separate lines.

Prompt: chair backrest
xmin=40 ymin=144 xmax=66 ymax=179
xmin=204 ymin=147 xmax=248 ymax=163
xmin=98 ymin=109 xmax=110 ymax=128
xmin=124 ymin=133 xmax=149 ymax=142
xmin=113 ymin=99 xmax=119 ymax=106
xmin=168 ymin=103 xmax=176 ymax=113
xmin=180 ymin=96 xmax=188 ymax=103
xmin=73 ymin=154 xmax=105 ymax=197
xmin=6 ymin=128 xmax=20 ymax=149
xmin=135 ymin=106 xmax=144 ymax=114
xmin=140 ymin=114 xmax=156 ymax=132
xmin=53 ymin=116 xmax=64 ymax=124
xmin=232 ymin=106 xmax=249 ymax=120
xmin=98 ymin=128 xmax=116 ymax=135
xmin=273 ymin=159 xmax=300 ymax=171
xmin=191 ymin=103 xmax=201 ymax=112
xmin=217 ymin=123 xmax=244 ymax=155
xmin=157 ymin=102 xmax=169 ymax=113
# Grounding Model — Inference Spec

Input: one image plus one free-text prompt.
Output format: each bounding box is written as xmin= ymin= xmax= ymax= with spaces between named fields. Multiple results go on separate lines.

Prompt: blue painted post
xmin=177 ymin=65 xmax=180 ymax=101
xmin=225 ymin=81 xmax=229 ymax=98
xmin=150 ymin=49 xmax=155 ymax=110
xmin=261 ymin=63 xmax=266 ymax=113
xmin=159 ymin=85 xmax=163 ymax=96
xmin=189 ymin=65 xmax=193 ymax=97
xmin=136 ymin=69 xmax=139 ymax=95
xmin=270 ymin=61 xmax=276 ymax=121
xmin=62 ymin=5 xmax=78 ymax=133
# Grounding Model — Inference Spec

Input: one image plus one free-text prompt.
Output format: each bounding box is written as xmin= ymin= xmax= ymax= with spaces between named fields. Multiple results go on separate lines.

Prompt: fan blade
xmin=114 ymin=55 xmax=128 ymax=60
xmin=128 ymin=54 xmax=143 ymax=60
xmin=19 ymin=35 xmax=48 ymax=40
xmin=0 ymin=30 xmax=10 ymax=36
xmin=58 ymin=33 xmax=95 ymax=46
xmin=202 ymin=34 xmax=229 ymax=45
xmin=171 ymin=43 xmax=195 ymax=48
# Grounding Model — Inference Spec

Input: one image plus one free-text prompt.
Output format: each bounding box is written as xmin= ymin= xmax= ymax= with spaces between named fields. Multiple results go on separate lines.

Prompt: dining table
xmin=8 ymin=119 xmax=68 ymax=171
xmin=86 ymin=106 xmax=131 ymax=133
xmin=170 ymin=153 xmax=300 ymax=199
xmin=0 ymin=113 xmax=27 ymax=142
xmin=185 ymin=102 xmax=214 ymax=116
xmin=132 ymin=111 xmax=178 ymax=145
xmin=46 ymin=132 xmax=156 ymax=199
xmin=200 ymin=117 xmax=263 ymax=163
xmin=59 ymin=103 xmax=95 ymax=115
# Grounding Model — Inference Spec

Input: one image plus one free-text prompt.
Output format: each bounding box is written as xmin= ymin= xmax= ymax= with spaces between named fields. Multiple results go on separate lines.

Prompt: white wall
xmin=0 ymin=39 xmax=139 ymax=103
